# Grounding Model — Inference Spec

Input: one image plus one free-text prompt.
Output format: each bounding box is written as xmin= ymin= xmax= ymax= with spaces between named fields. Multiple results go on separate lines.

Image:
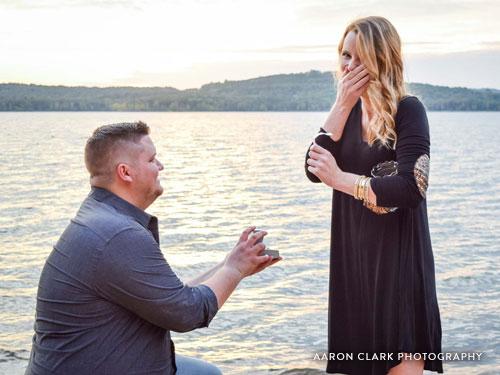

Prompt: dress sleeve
xmin=370 ymin=97 xmax=431 ymax=209
xmin=93 ymin=228 xmax=219 ymax=333
xmin=305 ymin=127 xmax=340 ymax=183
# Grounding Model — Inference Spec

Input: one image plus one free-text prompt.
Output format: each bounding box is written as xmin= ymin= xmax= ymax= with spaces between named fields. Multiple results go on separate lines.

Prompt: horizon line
xmin=1 ymin=70 xmax=499 ymax=92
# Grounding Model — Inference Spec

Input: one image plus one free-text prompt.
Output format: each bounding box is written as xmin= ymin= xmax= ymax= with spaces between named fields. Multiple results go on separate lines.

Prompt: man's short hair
xmin=85 ymin=121 xmax=150 ymax=183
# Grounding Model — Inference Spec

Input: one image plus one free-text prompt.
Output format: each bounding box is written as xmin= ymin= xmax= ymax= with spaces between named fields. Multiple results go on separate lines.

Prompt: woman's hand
xmin=321 ymin=65 xmax=371 ymax=141
xmin=335 ymin=64 xmax=371 ymax=111
xmin=306 ymin=143 xmax=342 ymax=188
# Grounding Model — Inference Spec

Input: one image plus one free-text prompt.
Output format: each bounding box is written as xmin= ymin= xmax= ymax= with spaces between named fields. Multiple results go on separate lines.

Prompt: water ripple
xmin=0 ymin=111 xmax=498 ymax=374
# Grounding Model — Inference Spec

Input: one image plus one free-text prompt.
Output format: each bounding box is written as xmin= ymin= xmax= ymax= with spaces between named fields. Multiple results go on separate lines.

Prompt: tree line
xmin=1 ymin=71 xmax=498 ymax=111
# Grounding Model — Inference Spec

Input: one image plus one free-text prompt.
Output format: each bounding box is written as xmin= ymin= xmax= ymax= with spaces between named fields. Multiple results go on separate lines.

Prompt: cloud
xmin=108 ymin=59 xmax=336 ymax=89
xmin=0 ymin=0 xmax=150 ymax=10
xmin=405 ymin=49 xmax=500 ymax=89
xmin=295 ymin=0 xmax=500 ymax=54
xmin=103 ymin=47 xmax=500 ymax=90
xmin=297 ymin=0 xmax=499 ymax=24
xmin=224 ymin=39 xmax=500 ymax=59
xmin=479 ymin=41 xmax=500 ymax=50
xmin=1 ymin=0 xmax=498 ymax=89
xmin=243 ymin=44 xmax=337 ymax=54
xmin=3 ymin=48 xmax=499 ymax=90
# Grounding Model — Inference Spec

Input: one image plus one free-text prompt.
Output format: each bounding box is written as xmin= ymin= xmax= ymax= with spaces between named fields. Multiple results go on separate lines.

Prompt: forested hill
xmin=1 ymin=71 xmax=499 ymax=111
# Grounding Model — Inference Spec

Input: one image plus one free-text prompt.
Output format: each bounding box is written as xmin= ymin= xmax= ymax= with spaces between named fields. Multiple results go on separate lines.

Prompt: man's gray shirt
xmin=26 ymin=187 xmax=219 ymax=374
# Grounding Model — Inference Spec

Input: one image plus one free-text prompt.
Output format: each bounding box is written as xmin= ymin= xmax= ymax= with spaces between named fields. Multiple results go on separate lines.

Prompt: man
xmin=26 ymin=122 xmax=280 ymax=374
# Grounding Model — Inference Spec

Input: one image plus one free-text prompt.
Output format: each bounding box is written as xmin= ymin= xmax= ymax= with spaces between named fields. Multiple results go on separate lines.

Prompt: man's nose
xmin=157 ymin=160 xmax=164 ymax=170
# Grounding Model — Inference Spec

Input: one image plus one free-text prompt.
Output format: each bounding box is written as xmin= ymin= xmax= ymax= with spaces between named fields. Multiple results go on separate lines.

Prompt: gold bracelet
xmin=364 ymin=201 xmax=392 ymax=215
xmin=361 ymin=178 xmax=393 ymax=214
xmin=363 ymin=177 xmax=371 ymax=203
xmin=354 ymin=175 xmax=364 ymax=200
xmin=356 ymin=176 xmax=367 ymax=200
xmin=361 ymin=177 xmax=368 ymax=203
xmin=361 ymin=176 xmax=369 ymax=201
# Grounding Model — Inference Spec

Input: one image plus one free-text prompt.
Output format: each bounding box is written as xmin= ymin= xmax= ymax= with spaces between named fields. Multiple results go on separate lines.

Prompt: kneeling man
xmin=26 ymin=121 xmax=280 ymax=375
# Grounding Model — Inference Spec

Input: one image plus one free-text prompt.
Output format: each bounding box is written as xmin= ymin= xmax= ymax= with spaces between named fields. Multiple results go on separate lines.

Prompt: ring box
xmin=251 ymin=229 xmax=280 ymax=259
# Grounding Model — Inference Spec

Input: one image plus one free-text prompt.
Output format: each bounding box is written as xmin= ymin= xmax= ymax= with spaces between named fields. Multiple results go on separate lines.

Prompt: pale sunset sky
xmin=1 ymin=0 xmax=499 ymax=89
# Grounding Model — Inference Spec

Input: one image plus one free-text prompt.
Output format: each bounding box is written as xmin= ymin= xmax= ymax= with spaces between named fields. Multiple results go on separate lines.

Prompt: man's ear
xmin=116 ymin=163 xmax=134 ymax=183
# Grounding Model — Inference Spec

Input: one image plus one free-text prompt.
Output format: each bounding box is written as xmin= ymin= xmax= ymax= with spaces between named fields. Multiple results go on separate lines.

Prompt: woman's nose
xmin=347 ymin=62 xmax=358 ymax=72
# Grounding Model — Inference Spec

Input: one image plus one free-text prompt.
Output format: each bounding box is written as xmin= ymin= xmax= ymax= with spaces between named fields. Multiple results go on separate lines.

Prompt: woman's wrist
xmin=323 ymin=103 xmax=351 ymax=140
xmin=331 ymin=168 xmax=346 ymax=190
xmin=332 ymin=170 xmax=357 ymax=194
xmin=332 ymin=101 xmax=351 ymax=116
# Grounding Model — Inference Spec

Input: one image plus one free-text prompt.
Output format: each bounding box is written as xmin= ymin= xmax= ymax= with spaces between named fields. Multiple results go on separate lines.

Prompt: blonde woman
xmin=305 ymin=17 xmax=443 ymax=375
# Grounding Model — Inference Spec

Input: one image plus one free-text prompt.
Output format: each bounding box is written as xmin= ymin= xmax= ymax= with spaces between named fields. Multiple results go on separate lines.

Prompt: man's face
xmin=130 ymin=135 xmax=164 ymax=206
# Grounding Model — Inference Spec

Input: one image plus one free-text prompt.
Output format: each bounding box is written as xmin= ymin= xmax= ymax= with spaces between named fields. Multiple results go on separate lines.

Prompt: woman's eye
xmin=342 ymin=52 xmax=351 ymax=58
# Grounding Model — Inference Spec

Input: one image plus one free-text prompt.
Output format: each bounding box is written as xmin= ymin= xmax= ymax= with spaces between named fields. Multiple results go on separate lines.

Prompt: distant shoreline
xmin=1 ymin=71 xmax=499 ymax=111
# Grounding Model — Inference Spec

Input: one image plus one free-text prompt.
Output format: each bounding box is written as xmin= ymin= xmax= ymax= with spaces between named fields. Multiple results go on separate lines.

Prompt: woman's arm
xmin=369 ymin=97 xmax=430 ymax=209
xmin=305 ymin=65 xmax=370 ymax=183
xmin=304 ymin=129 xmax=337 ymax=183
xmin=322 ymin=103 xmax=353 ymax=142
xmin=307 ymin=97 xmax=430 ymax=210
xmin=325 ymin=64 xmax=371 ymax=141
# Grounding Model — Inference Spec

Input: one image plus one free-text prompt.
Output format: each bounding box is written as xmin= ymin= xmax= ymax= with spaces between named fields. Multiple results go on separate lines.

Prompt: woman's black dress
xmin=305 ymin=97 xmax=443 ymax=374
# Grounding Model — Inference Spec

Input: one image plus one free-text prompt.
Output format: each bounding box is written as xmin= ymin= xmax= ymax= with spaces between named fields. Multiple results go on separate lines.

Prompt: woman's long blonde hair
xmin=337 ymin=16 xmax=406 ymax=149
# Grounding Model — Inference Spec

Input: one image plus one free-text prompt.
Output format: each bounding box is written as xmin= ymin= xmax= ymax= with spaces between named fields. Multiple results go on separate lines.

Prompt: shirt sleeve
xmin=305 ymin=127 xmax=340 ymax=183
xmin=370 ymin=97 xmax=431 ymax=209
xmin=93 ymin=228 xmax=219 ymax=333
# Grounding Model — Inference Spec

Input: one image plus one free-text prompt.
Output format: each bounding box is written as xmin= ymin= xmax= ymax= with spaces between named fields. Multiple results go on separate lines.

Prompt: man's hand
xmin=306 ymin=143 xmax=342 ymax=188
xmin=202 ymin=227 xmax=281 ymax=309
xmin=224 ymin=227 xmax=281 ymax=278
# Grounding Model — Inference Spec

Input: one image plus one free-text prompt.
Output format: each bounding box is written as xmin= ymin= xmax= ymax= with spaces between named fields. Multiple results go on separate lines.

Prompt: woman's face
xmin=340 ymin=31 xmax=361 ymax=76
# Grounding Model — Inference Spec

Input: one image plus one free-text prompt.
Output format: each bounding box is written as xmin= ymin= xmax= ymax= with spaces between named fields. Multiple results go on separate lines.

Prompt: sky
xmin=1 ymin=0 xmax=499 ymax=90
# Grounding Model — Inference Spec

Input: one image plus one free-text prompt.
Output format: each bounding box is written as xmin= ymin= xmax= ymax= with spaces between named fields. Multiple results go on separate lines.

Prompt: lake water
xmin=0 ymin=111 xmax=499 ymax=375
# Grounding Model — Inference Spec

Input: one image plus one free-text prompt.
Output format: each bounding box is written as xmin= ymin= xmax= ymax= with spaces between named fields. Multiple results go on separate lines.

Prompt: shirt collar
xmin=89 ymin=186 xmax=156 ymax=232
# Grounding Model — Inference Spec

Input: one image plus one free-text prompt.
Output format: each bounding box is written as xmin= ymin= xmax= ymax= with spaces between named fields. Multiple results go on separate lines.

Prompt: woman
xmin=305 ymin=17 xmax=443 ymax=375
